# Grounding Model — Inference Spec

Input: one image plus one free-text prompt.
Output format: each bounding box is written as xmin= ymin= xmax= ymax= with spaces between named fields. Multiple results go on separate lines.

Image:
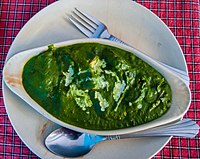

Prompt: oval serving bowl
xmin=3 ymin=38 xmax=191 ymax=135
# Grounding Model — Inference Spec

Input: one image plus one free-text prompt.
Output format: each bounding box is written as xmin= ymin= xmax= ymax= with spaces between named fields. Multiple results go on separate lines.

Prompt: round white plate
xmin=3 ymin=0 xmax=188 ymax=158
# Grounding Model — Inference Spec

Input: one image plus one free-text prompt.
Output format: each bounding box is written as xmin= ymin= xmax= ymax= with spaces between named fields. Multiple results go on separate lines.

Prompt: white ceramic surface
xmin=2 ymin=0 xmax=189 ymax=158
xmin=3 ymin=38 xmax=191 ymax=136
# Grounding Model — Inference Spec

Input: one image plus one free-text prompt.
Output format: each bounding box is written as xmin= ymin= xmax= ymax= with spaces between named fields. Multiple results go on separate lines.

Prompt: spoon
xmin=45 ymin=118 xmax=199 ymax=158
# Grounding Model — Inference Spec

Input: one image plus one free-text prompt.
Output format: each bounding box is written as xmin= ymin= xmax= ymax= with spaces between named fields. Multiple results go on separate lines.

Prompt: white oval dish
xmin=3 ymin=38 xmax=191 ymax=136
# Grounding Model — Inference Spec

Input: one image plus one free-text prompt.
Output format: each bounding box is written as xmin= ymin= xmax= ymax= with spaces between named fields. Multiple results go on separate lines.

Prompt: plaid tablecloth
xmin=0 ymin=0 xmax=199 ymax=158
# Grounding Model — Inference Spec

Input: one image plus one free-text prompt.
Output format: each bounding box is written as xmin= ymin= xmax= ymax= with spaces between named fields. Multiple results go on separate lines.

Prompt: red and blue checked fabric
xmin=0 ymin=0 xmax=199 ymax=158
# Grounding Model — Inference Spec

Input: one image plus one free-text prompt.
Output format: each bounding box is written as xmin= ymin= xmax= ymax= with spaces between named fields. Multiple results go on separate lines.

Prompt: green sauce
xmin=22 ymin=43 xmax=172 ymax=130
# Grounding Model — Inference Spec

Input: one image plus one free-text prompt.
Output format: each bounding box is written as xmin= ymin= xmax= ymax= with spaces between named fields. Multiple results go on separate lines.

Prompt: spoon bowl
xmin=45 ymin=128 xmax=106 ymax=157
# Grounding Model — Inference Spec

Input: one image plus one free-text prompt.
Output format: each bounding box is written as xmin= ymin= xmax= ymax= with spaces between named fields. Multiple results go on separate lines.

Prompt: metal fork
xmin=68 ymin=8 xmax=126 ymax=44
xmin=68 ymin=8 xmax=190 ymax=85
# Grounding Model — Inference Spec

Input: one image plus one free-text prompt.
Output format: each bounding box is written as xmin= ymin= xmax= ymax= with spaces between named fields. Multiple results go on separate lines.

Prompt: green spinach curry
xmin=22 ymin=43 xmax=172 ymax=130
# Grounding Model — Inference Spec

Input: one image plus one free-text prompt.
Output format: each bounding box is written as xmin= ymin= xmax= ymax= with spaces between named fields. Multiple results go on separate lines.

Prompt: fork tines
xmin=68 ymin=8 xmax=100 ymax=37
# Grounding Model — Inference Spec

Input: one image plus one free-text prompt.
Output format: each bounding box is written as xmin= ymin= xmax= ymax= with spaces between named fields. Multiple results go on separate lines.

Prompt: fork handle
xmin=109 ymin=35 xmax=129 ymax=46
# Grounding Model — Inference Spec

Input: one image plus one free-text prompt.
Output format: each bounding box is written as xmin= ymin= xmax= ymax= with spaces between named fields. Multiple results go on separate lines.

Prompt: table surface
xmin=0 ymin=0 xmax=199 ymax=158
